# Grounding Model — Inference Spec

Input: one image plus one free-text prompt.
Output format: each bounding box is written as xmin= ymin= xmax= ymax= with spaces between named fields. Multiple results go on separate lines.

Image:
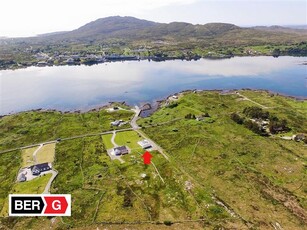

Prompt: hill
xmin=252 ymin=25 xmax=307 ymax=34
xmin=64 ymin=16 xmax=158 ymax=40
xmin=31 ymin=16 xmax=307 ymax=44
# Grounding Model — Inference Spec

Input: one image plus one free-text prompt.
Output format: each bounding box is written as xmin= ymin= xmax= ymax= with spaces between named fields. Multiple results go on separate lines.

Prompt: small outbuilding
xmin=138 ymin=139 xmax=152 ymax=149
xmin=111 ymin=120 xmax=123 ymax=126
xmin=18 ymin=173 xmax=27 ymax=182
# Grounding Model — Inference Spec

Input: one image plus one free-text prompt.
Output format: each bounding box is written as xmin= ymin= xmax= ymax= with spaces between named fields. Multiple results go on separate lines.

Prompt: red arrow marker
xmin=142 ymin=151 xmax=152 ymax=164
xmin=44 ymin=196 xmax=68 ymax=214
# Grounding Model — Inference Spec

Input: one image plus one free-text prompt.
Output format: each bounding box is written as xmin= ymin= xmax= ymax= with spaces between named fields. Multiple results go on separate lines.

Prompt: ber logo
xmin=9 ymin=194 xmax=71 ymax=216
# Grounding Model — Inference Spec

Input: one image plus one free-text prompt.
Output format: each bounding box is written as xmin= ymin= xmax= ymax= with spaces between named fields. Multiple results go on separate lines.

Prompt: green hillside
xmin=0 ymin=90 xmax=306 ymax=229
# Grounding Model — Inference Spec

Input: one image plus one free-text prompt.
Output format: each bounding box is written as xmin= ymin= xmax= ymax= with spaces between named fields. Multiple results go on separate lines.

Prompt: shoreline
xmin=1 ymin=89 xmax=306 ymax=118
xmin=1 ymin=54 xmax=306 ymax=72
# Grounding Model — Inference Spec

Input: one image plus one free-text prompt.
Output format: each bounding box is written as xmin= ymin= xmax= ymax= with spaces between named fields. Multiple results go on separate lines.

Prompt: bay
xmin=0 ymin=56 xmax=306 ymax=115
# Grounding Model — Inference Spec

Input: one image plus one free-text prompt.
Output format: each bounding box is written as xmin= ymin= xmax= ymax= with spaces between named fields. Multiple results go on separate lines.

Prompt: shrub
xmin=231 ymin=113 xmax=244 ymax=124
xmin=185 ymin=113 xmax=196 ymax=119
xmin=243 ymin=106 xmax=269 ymax=119
xmin=164 ymin=220 xmax=173 ymax=226
xmin=244 ymin=120 xmax=265 ymax=135
xmin=269 ymin=119 xmax=290 ymax=134
xmin=167 ymin=102 xmax=178 ymax=109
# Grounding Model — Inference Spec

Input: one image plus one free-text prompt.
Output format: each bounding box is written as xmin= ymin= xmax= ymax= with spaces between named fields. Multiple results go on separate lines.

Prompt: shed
xmin=18 ymin=173 xmax=27 ymax=182
xmin=138 ymin=140 xmax=152 ymax=149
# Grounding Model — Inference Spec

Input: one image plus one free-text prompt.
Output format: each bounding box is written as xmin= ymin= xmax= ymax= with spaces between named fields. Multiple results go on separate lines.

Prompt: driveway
xmin=42 ymin=170 xmax=58 ymax=194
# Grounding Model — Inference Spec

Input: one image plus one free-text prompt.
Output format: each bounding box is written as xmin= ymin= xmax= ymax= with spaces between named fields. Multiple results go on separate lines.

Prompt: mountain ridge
xmin=49 ymin=16 xmax=241 ymax=41
xmin=31 ymin=16 xmax=305 ymax=45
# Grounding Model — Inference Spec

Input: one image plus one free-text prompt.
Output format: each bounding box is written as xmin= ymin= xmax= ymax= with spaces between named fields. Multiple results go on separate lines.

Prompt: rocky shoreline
xmin=1 ymin=89 xmax=305 ymax=118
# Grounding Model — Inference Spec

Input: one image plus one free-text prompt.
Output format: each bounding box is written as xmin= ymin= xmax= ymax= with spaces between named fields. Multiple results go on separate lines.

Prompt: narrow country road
xmin=32 ymin=144 xmax=43 ymax=164
xmin=111 ymin=131 xmax=118 ymax=147
xmin=0 ymin=128 xmax=135 ymax=155
xmin=130 ymin=106 xmax=141 ymax=129
xmin=42 ymin=170 xmax=58 ymax=194
xmin=236 ymin=92 xmax=270 ymax=109
xmin=130 ymin=106 xmax=170 ymax=161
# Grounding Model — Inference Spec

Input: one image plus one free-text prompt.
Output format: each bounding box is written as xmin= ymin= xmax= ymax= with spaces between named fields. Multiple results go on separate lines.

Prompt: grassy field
xmin=101 ymin=134 xmax=114 ymax=149
xmin=21 ymin=147 xmax=37 ymax=167
xmin=0 ymin=109 xmax=134 ymax=152
xmin=52 ymin=136 xmax=231 ymax=228
xmin=0 ymin=108 xmax=134 ymax=228
xmin=137 ymin=90 xmax=307 ymax=229
xmin=11 ymin=174 xmax=52 ymax=194
xmin=115 ymin=131 xmax=143 ymax=149
xmin=0 ymin=151 xmax=21 ymax=215
xmin=35 ymin=143 xmax=56 ymax=163
xmin=0 ymin=90 xmax=306 ymax=229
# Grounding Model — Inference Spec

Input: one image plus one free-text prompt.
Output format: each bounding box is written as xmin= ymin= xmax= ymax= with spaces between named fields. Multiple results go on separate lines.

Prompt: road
xmin=42 ymin=170 xmax=58 ymax=194
xmin=32 ymin=144 xmax=43 ymax=164
xmin=5 ymin=106 xmax=171 ymax=193
xmin=236 ymin=92 xmax=269 ymax=109
xmin=130 ymin=106 xmax=170 ymax=161
xmin=130 ymin=106 xmax=141 ymax=129
xmin=3 ymin=104 xmax=243 ymax=222
xmin=0 ymin=106 xmax=178 ymax=155
xmin=110 ymin=131 xmax=118 ymax=147
xmin=0 ymin=128 xmax=135 ymax=155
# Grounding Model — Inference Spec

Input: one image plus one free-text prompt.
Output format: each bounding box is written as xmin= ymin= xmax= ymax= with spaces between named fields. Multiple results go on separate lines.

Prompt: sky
xmin=0 ymin=0 xmax=306 ymax=37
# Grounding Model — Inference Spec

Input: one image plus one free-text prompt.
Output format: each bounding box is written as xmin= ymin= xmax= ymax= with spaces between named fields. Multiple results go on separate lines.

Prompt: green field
xmin=12 ymin=174 xmax=52 ymax=194
xmin=0 ymin=151 xmax=21 ymax=214
xmin=49 ymin=136 xmax=218 ymax=228
xmin=0 ymin=90 xmax=306 ymax=229
xmin=115 ymin=131 xmax=143 ymax=149
xmin=36 ymin=143 xmax=56 ymax=164
xmin=138 ymin=90 xmax=307 ymax=229
xmin=101 ymin=133 xmax=114 ymax=149
xmin=0 ymin=109 xmax=134 ymax=152
xmin=21 ymin=147 xmax=37 ymax=167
